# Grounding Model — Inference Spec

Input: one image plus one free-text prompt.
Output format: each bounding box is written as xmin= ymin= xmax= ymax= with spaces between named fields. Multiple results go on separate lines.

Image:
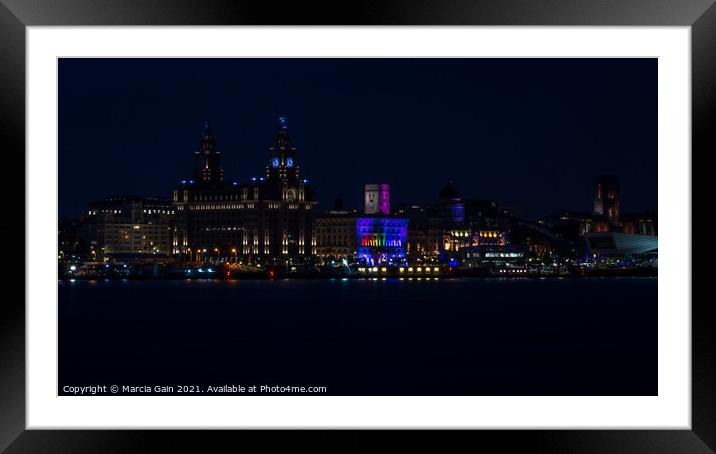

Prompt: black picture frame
xmin=1 ymin=0 xmax=710 ymax=451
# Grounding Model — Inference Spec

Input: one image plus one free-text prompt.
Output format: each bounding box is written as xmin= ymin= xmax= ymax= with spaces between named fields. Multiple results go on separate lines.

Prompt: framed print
xmin=2 ymin=0 xmax=712 ymax=452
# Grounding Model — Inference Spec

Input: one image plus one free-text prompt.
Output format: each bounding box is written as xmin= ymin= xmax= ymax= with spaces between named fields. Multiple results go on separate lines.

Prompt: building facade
xmin=315 ymin=184 xmax=408 ymax=266
xmin=356 ymin=183 xmax=408 ymax=266
xmin=80 ymin=195 xmax=175 ymax=257
xmin=401 ymin=180 xmax=510 ymax=262
xmin=398 ymin=205 xmax=443 ymax=258
xmin=173 ymin=118 xmax=317 ymax=264
xmin=315 ymin=210 xmax=358 ymax=260
xmin=355 ymin=216 xmax=408 ymax=266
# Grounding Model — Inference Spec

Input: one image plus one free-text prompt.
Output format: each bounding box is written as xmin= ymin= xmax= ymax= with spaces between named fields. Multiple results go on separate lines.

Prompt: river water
xmin=59 ymin=277 xmax=657 ymax=396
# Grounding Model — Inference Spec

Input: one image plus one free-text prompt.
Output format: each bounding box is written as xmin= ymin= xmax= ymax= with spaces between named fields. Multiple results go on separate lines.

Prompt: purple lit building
xmin=355 ymin=184 xmax=408 ymax=266
xmin=355 ymin=216 xmax=408 ymax=266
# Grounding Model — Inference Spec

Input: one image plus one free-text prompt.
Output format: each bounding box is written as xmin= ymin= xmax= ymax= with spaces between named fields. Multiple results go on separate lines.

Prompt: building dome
xmin=439 ymin=180 xmax=460 ymax=200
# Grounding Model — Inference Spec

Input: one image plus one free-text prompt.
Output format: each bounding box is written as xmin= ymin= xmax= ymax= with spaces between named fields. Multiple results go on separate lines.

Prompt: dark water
xmin=59 ymin=277 xmax=657 ymax=396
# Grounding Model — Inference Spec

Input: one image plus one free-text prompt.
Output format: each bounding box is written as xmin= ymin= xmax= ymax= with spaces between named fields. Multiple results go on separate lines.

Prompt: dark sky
xmin=59 ymin=58 xmax=656 ymax=219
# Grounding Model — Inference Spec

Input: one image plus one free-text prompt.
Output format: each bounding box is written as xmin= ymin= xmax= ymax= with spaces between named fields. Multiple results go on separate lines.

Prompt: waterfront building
xmin=173 ymin=118 xmax=317 ymax=263
xmin=397 ymin=205 xmax=442 ymax=258
xmin=442 ymin=228 xmax=473 ymax=253
xmin=355 ymin=216 xmax=409 ymax=266
xmin=452 ymin=228 xmax=514 ymax=267
xmin=315 ymin=209 xmax=358 ymax=261
xmin=401 ymin=181 xmax=509 ymax=262
xmin=399 ymin=181 xmax=466 ymax=259
xmin=79 ymin=195 xmax=175 ymax=257
xmin=315 ymin=185 xmax=409 ymax=266
xmin=406 ymin=227 xmax=443 ymax=258
xmin=352 ymin=184 xmax=408 ymax=265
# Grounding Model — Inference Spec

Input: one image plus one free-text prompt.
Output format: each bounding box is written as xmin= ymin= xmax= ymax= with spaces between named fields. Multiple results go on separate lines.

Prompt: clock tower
xmin=266 ymin=116 xmax=301 ymax=184
xmin=175 ymin=116 xmax=316 ymax=262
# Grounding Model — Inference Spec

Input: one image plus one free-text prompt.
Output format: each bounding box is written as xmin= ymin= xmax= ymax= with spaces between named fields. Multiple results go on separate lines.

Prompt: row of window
xmin=88 ymin=209 xmax=174 ymax=215
xmin=316 ymin=227 xmax=353 ymax=234
xmin=317 ymin=236 xmax=352 ymax=245
xmin=187 ymin=203 xmax=312 ymax=211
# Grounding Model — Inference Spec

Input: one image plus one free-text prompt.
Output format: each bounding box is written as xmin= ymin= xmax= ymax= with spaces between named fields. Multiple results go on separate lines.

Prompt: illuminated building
xmin=80 ymin=196 xmax=175 ymax=256
xmin=316 ymin=186 xmax=408 ymax=266
xmin=398 ymin=205 xmax=442 ymax=257
xmin=406 ymin=228 xmax=442 ymax=257
xmin=476 ymin=230 xmax=507 ymax=247
xmin=461 ymin=230 xmax=519 ymax=268
xmin=355 ymin=184 xmax=408 ymax=265
xmin=364 ymin=184 xmax=391 ymax=215
xmin=315 ymin=209 xmax=358 ymax=260
xmin=455 ymin=229 xmax=515 ymax=267
xmin=442 ymin=229 xmax=472 ymax=252
xmin=402 ymin=181 xmax=485 ymax=260
xmin=400 ymin=181 xmax=466 ymax=259
xmin=355 ymin=216 xmax=408 ymax=266
xmin=440 ymin=229 xmax=507 ymax=252
xmin=173 ymin=118 xmax=317 ymax=263
xmin=593 ymin=175 xmax=621 ymax=226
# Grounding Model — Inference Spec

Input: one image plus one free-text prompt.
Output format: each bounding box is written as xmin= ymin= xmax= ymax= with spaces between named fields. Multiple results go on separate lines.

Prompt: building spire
xmin=193 ymin=120 xmax=223 ymax=184
xmin=199 ymin=120 xmax=215 ymax=153
xmin=276 ymin=115 xmax=290 ymax=149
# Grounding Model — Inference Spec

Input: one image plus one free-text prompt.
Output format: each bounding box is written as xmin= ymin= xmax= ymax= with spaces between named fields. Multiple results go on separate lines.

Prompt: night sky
xmin=59 ymin=58 xmax=656 ymax=219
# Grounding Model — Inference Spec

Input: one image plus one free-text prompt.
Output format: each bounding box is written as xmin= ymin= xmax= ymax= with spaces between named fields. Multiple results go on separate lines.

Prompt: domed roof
xmin=439 ymin=180 xmax=460 ymax=200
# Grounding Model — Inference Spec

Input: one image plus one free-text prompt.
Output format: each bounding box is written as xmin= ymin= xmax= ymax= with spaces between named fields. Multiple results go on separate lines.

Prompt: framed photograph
xmin=3 ymin=0 xmax=711 ymax=451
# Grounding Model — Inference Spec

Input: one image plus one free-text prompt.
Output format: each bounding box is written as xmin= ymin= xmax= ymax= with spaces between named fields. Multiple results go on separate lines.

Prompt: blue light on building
xmin=355 ymin=217 xmax=408 ymax=266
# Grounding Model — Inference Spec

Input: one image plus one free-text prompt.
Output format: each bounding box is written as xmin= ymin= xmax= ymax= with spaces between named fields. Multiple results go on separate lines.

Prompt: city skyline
xmin=59 ymin=58 xmax=657 ymax=219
